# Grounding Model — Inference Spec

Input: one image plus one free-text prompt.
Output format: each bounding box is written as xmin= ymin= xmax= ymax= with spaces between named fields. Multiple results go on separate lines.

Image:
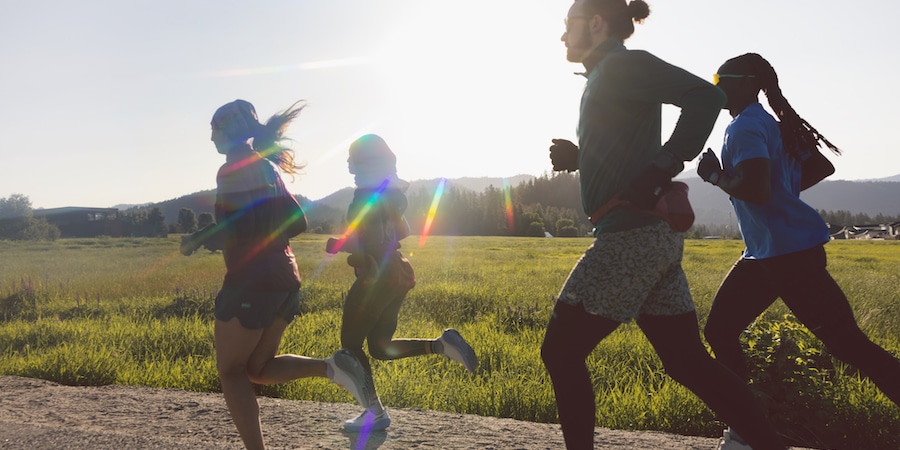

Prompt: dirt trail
xmin=0 ymin=376 xmax=811 ymax=449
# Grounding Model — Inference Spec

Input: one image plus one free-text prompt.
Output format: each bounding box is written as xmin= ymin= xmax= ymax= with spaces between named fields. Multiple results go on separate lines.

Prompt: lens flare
xmin=217 ymin=150 xmax=266 ymax=176
xmin=355 ymin=415 xmax=375 ymax=449
xmin=503 ymin=177 xmax=514 ymax=234
xmin=418 ymin=178 xmax=446 ymax=247
xmin=213 ymin=151 xmax=309 ymax=267
xmin=237 ymin=206 xmax=306 ymax=267
xmin=328 ymin=180 xmax=390 ymax=254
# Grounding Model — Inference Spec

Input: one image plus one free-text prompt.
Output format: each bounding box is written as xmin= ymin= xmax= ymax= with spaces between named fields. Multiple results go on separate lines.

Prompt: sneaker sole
xmin=332 ymin=350 xmax=372 ymax=406
xmin=441 ymin=329 xmax=477 ymax=373
xmin=344 ymin=414 xmax=391 ymax=432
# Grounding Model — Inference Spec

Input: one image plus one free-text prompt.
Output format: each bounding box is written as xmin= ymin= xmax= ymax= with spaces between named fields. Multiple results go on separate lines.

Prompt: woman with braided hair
xmin=698 ymin=53 xmax=900 ymax=449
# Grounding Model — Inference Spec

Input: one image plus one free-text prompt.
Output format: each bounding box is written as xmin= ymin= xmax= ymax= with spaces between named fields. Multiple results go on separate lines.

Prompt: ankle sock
xmin=370 ymin=397 xmax=385 ymax=415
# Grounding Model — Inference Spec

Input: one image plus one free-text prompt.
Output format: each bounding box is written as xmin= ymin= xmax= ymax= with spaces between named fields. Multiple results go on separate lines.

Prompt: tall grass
xmin=1 ymin=236 xmax=898 ymax=449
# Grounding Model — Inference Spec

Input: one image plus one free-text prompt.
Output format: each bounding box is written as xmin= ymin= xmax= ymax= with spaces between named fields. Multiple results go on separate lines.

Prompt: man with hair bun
xmin=541 ymin=1 xmax=786 ymax=449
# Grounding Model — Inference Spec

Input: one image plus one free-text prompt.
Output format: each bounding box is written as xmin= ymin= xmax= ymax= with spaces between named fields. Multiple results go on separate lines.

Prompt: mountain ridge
xmin=115 ymin=174 xmax=900 ymax=228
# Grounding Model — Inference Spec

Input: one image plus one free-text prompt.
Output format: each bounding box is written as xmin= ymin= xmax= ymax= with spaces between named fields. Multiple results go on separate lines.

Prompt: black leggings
xmin=340 ymin=260 xmax=429 ymax=378
xmin=541 ymin=301 xmax=784 ymax=450
xmin=704 ymin=244 xmax=900 ymax=405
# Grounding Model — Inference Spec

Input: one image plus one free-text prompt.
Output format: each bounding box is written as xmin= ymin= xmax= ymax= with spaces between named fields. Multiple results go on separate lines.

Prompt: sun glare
xmin=201 ymin=56 xmax=373 ymax=79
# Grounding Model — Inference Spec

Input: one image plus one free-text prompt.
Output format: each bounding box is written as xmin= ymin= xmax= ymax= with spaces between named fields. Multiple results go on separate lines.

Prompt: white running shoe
xmin=437 ymin=329 xmax=477 ymax=373
xmin=344 ymin=407 xmax=391 ymax=432
xmin=716 ymin=428 xmax=753 ymax=450
xmin=326 ymin=349 xmax=373 ymax=407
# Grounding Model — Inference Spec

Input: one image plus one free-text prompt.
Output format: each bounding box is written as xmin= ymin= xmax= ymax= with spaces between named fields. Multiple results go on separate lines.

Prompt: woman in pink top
xmin=182 ymin=99 xmax=372 ymax=450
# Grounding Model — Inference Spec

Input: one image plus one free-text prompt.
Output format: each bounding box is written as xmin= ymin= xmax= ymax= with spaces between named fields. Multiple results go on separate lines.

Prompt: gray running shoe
xmin=438 ymin=329 xmax=477 ymax=373
xmin=326 ymin=349 xmax=373 ymax=407
xmin=716 ymin=428 xmax=752 ymax=450
xmin=344 ymin=407 xmax=391 ymax=432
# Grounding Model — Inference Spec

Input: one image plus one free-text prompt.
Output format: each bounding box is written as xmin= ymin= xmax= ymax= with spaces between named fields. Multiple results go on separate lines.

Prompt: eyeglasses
xmin=564 ymin=15 xmax=590 ymax=31
xmin=713 ymin=73 xmax=756 ymax=86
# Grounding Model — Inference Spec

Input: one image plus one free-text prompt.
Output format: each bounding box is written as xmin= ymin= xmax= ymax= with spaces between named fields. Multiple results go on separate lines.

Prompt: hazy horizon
xmin=28 ymin=172 xmax=900 ymax=211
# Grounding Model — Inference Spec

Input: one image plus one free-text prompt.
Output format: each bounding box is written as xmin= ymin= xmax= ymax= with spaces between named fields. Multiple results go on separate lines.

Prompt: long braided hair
xmin=723 ymin=53 xmax=841 ymax=160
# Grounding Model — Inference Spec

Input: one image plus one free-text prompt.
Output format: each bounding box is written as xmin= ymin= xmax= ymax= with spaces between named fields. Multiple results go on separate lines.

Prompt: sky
xmin=2 ymin=1 xmax=899 ymax=210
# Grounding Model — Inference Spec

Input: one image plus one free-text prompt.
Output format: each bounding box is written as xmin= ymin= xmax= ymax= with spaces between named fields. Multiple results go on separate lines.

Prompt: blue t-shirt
xmin=721 ymin=103 xmax=829 ymax=259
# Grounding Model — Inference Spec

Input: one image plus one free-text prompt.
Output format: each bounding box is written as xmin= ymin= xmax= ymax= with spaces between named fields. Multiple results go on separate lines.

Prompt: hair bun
xmin=627 ymin=0 xmax=650 ymax=22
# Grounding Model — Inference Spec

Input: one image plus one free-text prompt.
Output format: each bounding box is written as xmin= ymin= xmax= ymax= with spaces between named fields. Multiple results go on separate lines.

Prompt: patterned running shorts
xmin=557 ymin=221 xmax=694 ymax=322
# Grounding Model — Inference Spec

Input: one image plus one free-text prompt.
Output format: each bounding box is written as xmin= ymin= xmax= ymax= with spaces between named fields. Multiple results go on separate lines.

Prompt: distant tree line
xmin=4 ymin=178 xmax=900 ymax=241
xmin=0 ymin=194 xmax=60 ymax=241
xmin=0 ymin=194 xmax=169 ymax=241
xmin=817 ymin=210 xmax=900 ymax=227
xmin=230 ymin=173 xmax=900 ymax=239
xmin=169 ymin=208 xmax=214 ymax=235
xmin=400 ymin=173 xmax=593 ymax=237
xmin=120 ymin=207 xmax=168 ymax=237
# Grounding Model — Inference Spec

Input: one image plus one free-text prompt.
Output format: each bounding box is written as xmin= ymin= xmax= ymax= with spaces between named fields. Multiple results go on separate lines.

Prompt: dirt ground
xmin=0 ymin=376 xmax=814 ymax=449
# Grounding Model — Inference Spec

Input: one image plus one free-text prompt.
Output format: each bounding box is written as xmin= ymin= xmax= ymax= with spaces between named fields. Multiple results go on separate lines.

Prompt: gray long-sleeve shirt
xmin=577 ymin=39 xmax=726 ymax=234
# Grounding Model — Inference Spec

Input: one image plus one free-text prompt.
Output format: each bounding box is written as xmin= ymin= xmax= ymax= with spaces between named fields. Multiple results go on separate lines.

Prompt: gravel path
xmin=1 ymin=376 xmax=815 ymax=449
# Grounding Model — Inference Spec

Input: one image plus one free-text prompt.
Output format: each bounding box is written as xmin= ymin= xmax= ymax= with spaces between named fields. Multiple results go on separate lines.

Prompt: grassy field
xmin=1 ymin=235 xmax=898 ymax=449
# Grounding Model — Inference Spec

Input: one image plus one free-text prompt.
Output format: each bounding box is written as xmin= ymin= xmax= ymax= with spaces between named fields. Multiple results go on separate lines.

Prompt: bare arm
xmin=715 ymin=158 xmax=772 ymax=205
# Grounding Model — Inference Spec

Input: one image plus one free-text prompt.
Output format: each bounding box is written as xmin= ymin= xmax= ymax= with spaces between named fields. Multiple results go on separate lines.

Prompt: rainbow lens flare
xmin=329 ymin=180 xmax=390 ymax=254
xmin=214 ymin=150 xmax=308 ymax=267
xmin=503 ymin=177 xmax=514 ymax=234
xmin=418 ymin=177 xmax=446 ymax=247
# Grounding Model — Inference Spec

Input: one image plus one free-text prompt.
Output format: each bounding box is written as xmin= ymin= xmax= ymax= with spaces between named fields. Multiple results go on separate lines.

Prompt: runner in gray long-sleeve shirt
xmin=541 ymin=1 xmax=786 ymax=449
